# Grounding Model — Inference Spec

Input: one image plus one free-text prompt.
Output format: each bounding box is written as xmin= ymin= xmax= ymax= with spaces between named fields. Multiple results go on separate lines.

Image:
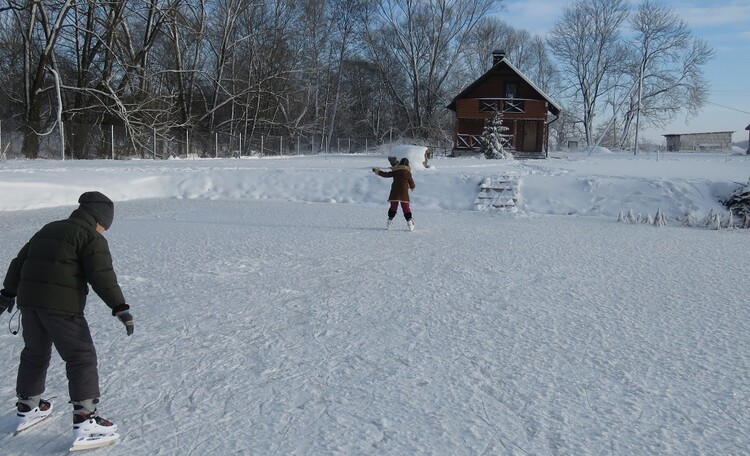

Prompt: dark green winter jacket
xmin=2 ymin=208 xmax=126 ymax=317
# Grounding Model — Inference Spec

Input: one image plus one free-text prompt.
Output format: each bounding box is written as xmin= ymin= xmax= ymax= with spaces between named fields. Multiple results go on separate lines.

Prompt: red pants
xmin=388 ymin=201 xmax=412 ymax=221
xmin=390 ymin=201 xmax=411 ymax=213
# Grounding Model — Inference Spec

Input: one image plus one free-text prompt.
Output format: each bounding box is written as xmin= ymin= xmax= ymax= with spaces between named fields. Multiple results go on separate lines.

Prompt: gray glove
xmin=116 ymin=311 xmax=134 ymax=336
xmin=0 ymin=290 xmax=15 ymax=314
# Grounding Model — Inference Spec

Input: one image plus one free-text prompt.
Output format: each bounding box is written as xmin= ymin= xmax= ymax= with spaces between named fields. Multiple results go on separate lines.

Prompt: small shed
xmin=663 ymin=131 xmax=734 ymax=152
xmin=447 ymin=50 xmax=561 ymax=158
xmin=746 ymin=123 xmax=750 ymax=154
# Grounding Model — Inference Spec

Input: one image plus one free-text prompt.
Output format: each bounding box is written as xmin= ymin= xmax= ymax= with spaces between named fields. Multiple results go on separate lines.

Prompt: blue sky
xmin=500 ymin=0 xmax=750 ymax=143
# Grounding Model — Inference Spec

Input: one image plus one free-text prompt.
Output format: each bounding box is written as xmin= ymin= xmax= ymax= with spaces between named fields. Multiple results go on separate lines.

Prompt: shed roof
xmin=447 ymin=56 xmax=561 ymax=115
xmin=663 ymin=131 xmax=735 ymax=137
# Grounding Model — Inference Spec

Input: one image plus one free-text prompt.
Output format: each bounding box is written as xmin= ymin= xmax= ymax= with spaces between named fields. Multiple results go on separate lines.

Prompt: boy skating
xmin=0 ymin=191 xmax=134 ymax=450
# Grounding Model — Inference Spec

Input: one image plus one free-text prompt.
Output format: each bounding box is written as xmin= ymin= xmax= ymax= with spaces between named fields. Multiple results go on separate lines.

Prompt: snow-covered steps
xmin=475 ymin=176 xmax=519 ymax=212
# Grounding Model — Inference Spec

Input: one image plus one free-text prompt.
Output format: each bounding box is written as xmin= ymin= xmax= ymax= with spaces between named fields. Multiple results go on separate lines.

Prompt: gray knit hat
xmin=78 ymin=191 xmax=114 ymax=230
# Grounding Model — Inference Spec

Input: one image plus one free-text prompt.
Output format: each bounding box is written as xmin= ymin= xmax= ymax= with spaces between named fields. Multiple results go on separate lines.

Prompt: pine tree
xmin=478 ymin=112 xmax=514 ymax=159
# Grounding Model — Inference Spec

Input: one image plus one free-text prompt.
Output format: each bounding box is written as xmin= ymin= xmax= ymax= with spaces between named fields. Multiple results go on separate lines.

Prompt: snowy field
xmin=0 ymin=149 xmax=749 ymax=455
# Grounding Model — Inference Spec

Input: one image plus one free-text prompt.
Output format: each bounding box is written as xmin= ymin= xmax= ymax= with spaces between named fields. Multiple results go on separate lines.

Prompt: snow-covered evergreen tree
xmin=478 ymin=112 xmax=514 ymax=159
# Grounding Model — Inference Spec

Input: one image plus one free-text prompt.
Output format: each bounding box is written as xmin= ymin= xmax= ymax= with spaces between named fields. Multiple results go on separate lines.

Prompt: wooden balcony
xmin=455 ymin=133 xmax=516 ymax=150
xmin=456 ymin=134 xmax=482 ymax=149
xmin=479 ymin=98 xmax=524 ymax=113
xmin=453 ymin=97 xmax=549 ymax=119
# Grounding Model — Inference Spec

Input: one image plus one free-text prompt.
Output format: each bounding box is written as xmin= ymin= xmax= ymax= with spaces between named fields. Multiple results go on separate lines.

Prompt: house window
xmin=505 ymin=82 xmax=519 ymax=98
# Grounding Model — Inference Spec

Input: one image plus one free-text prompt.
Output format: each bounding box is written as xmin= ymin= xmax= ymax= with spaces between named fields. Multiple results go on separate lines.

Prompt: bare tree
xmin=461 ymin=18 xmax=558 ymax=93
xmin=8 ymin=0 xmax=76 ymax=158
xmin=618 ymin=0 xmax=714 ymax=150
xmin=322 ymin=0 xmax=367 ymax=146
xmin=165 ymin=0 xmax=208 ymax=132
xmin=364 ymin=0 xmax=498 ymax=141
xmin=548 ymin=0 xmax=630 ymax=147
xmin=460 ymin=18 xmax=514 ymax=77
xmin=0 ymin=0 xmax=531 ymax=158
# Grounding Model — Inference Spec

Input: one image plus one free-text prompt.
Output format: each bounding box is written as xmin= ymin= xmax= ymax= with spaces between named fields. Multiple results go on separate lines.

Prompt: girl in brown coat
xmin=372 ymin=158 xmax=416 ymax=230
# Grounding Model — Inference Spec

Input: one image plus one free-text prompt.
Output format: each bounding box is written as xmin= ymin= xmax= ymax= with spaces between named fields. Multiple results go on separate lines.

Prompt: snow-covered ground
xmin=0 ymin=149 xmax=748 ymax=455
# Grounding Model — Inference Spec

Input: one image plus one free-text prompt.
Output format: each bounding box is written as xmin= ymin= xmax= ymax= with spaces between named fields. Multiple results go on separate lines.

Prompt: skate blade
xmin=69 ymin=433 xmax=119 ymax=452
xmin=13 ymin=416 xmax=50 ymax=435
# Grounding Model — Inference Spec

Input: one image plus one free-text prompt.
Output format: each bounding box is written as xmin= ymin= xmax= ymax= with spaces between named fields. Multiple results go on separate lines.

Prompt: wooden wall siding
xmin=464 ymin=74 xmax=540 ymax=100
xmin=664 ymin=132 xmax=734 ymax=151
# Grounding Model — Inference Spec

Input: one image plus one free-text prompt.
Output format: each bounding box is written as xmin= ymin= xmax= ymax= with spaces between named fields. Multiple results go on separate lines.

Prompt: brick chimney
xmin=492 ymin=50 xmax=505 ymax=65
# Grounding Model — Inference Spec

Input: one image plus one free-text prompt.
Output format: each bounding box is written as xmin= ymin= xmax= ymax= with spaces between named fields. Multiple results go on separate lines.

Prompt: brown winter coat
xmin=375 ymin=165 xmax=415 ymax=202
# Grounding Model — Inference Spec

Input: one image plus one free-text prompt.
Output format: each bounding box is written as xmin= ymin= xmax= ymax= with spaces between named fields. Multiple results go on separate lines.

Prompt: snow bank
xmin=380 ymin=144 xmax=429 ymax=169
xmin=1 ymin=152 xmax=748 ymax=222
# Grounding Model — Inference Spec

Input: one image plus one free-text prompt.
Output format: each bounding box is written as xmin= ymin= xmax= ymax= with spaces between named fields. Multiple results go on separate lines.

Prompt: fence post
xmin=280 ymin=136 xmax=283 ymax=155
xmin=239 ymin=133 xmax=242 ymax=158
xmin=215 ymin=132 xmax=218 ymax=158
xmin=111 ymin=125 xmax=115 ymax=160
xmin=60 ymin=121 xmax=65 ymax=161
xmin=186 ymin=130 xmax=190 ymax=159
xmin=153 ymin=128 xmax=156 ymax=159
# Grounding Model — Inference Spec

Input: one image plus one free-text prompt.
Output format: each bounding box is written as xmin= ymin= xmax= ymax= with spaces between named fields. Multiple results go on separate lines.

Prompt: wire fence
xmin=0 ymin=120 xmax=453 ymax=160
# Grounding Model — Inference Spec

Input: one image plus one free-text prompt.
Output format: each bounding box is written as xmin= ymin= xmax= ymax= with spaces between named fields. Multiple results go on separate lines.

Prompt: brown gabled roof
xmin=447 ymin=56 xmax=561 ymax=115
xmin=745 ymin=124 xmax=750 ymax=130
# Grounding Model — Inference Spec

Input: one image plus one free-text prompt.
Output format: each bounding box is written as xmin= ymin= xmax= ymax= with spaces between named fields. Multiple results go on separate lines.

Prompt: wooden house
xmin=447 ymin=50 xmax=561 ymax=158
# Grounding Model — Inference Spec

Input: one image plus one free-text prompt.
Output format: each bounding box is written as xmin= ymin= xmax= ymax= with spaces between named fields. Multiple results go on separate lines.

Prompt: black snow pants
xmin=16 ymin=308 xmax=100 ymax=402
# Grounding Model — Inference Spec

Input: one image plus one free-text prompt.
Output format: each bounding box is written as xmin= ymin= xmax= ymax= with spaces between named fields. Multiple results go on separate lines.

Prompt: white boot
xmin=407 ymin=219 xmax=415 ymax=231
xmin=73 ymin=413 xmax=117 ymax=436
xmin=15 ymin=397 xmax=53 ymax=434
xmin=70 ymin=412 xmax=119 ymax=451
xmin=387 ymin=219 xmax=393 ymax=230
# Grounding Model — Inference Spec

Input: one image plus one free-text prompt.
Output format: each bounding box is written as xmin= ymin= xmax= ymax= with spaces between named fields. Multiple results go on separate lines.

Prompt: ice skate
xmin=407 ymin=219 xmax=415 ymax=231
xmin=70 ymin=412 xmax=119 ymax=451
xmin=387 ymin=219 xmax=394 ymax=230
xmin=14 ymin=398 xmax=53 ymax=435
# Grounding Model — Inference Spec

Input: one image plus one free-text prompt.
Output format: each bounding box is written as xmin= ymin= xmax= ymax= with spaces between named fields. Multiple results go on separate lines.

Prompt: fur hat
xmin=78 ymin=191 xmax=114 ymax=230
xmin=399 ymin=158 xmax=409 ymax=166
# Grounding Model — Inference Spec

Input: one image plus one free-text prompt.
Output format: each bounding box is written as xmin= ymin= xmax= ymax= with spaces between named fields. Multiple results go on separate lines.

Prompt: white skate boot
xmin=407 ymin=219 xmax=415 ymax=231
xmin=14 ymin=397 xmax=53 ymax=435
xmin=387 ymin=219 xmax=394 ymax=230
xmin=70 ymin=412 xmax=119 ymax=451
